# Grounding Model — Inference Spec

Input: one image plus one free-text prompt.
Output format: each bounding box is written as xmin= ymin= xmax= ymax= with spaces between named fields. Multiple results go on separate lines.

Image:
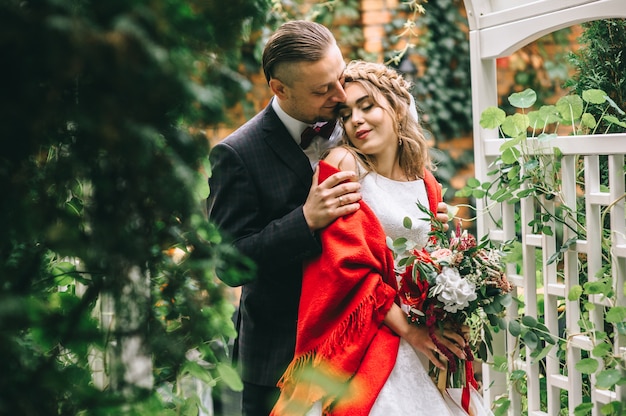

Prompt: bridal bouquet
xmin=387 ymin=202 xmax=513 ymax=411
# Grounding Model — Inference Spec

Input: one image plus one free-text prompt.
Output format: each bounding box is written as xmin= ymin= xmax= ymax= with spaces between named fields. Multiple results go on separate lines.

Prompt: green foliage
xmin=565 ymin=19 xmax=626 ymax=134
xmin=401 ymin=0 xmax=472 ymax=142
xmin=0 ymin=0 xmax=262 ymax=414
xmin=457 ymin=87 xmax=626 ymax=414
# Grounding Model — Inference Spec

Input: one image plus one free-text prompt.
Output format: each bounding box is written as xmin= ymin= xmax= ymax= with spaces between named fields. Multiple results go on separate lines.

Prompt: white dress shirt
xmin=271 ymin=98 xmax=342 ymax=168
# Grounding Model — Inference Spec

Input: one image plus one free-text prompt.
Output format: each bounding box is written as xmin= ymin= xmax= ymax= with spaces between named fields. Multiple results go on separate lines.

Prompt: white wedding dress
xmin=306 ymin=172 xmax=493 ymax=416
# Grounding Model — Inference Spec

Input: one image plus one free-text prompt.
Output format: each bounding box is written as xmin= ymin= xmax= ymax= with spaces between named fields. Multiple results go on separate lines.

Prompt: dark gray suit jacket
xmin=207 ymin=103 xmax=323 ymax=386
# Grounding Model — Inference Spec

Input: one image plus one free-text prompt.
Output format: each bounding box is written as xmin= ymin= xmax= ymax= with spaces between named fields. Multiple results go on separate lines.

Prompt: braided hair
xmin=340 ymin=60 xmax=433 ymax=180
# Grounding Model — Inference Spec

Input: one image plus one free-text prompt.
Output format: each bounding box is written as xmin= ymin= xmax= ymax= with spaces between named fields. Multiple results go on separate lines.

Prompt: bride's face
xmin=338 ymin=83 xmax=397 ymax=159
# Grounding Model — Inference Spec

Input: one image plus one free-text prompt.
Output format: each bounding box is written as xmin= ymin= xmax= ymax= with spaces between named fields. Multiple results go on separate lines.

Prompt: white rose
xmin=433 ymin=266 xmax=477 ymax=313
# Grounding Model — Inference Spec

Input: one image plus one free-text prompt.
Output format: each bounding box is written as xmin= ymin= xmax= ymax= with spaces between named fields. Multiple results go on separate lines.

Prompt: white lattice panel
xmin=463 ymin=0 xmax=626 ymax=414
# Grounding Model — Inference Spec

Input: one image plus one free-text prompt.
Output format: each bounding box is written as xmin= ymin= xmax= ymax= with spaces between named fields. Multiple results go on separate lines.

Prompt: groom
xmin=207 ymin=20 xmax=361 ymax=416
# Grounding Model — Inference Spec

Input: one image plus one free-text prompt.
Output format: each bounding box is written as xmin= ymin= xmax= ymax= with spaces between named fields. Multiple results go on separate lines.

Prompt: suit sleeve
xmin=207 ymin=142 xmax=321 ymax=286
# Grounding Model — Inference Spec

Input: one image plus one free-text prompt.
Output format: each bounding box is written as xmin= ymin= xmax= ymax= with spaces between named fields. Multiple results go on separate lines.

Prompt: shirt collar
xmin=271 ymin=97 xmax=308 ymax=145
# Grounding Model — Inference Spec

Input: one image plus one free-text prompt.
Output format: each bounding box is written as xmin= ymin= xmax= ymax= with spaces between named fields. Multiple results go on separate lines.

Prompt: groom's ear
xmin=269 ymin=78 xmax=288 ymax=99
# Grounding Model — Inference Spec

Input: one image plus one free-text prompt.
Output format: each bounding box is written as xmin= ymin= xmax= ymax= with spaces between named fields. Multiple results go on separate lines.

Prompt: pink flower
xmin=450 ymin=229 xmax=477 ymax=251
xmin=431 ymin=248 xmax=453 ymax=262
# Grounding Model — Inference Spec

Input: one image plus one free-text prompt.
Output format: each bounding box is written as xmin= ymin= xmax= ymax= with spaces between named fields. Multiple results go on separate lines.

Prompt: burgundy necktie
xmin=300 ymin=120 xmax=337 ymax=149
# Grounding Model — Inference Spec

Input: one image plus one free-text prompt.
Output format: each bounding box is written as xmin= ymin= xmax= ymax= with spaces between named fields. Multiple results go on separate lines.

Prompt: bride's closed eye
xmin=338 ymin=102 xmax=375 ymax=123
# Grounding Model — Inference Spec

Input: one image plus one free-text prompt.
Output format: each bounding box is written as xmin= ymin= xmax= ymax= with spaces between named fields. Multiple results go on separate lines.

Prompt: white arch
xmin=463 ymin=0 xmax=626 ymax=414
xmin=467 ymin=0 xmax=626 ymax=59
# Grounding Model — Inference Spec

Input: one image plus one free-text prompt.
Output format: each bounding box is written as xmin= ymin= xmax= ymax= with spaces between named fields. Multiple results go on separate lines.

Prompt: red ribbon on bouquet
xmin=461 ymin=360 xmax=479 ymax=413
xmin=425 ymin=304 xmax=479 ymax=414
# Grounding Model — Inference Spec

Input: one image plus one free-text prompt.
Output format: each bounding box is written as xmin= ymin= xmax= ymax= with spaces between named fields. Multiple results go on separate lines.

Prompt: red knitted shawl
xmin=271 ymin=161 xmax=442 ymax=416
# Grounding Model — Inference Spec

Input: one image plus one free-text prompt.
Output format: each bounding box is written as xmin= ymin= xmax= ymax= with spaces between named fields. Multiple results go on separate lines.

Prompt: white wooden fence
xmin=463 ymin=0 xmax=626 ymax=414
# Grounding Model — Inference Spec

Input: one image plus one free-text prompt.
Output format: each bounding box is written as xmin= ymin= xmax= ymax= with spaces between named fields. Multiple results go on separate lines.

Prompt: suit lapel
xmin=261 ymin=106 xmax=313 ymax=187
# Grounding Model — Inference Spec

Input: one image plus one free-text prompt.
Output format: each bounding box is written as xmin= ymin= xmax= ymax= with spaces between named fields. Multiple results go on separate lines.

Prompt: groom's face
xmin=272 ymin=43 xmax=347 ymax=125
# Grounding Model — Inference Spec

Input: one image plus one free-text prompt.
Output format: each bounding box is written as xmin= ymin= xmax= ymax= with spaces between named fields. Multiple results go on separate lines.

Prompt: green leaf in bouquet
xmin=482 ymin=322 xmax=493 ymax=350
xmin=508 ymin=88 xmax=537 ymax=109
xmin=523 ymin=157 xmax=539 ymax=171
xmin=478 ymin=340 xmax=488 ymax=361
xmin=546 ymin=241 xmax=568 ymax=263
xmin=483 ymin=301 xmax=501 ymax=315
xmin=498 ymin=317 xmax=507 ymax=330
xmin=392 ymin=236 xmax=408 ymax=249
xmin=498 ymin=293 xmax=513 ymax=307
xmin=542 ymin=332 xmax=556 ymax=345
xmin=595 ymin=331 xmax=609 ymax=341
xmin=508 ymin=319 xmax=521 ymax=337
xmin=506 ymin=164 xmax=521 ymax=180
xmin=397 ymin=255 xmax=415 ymax=268
xmin=583 ymin=300 xmax=595 ymax=311
xmin=522 ymin=330 xmax=539 ymax=350
xmin=386 ymin=236 xmax=396 ymax=252
xmin=492 ymin=189 xmax=513 ymax=203
xmin=516 ymin=188 xmax=535 ymax=198
xmin=403 ymin=216 xmax=413 ymax=229
xmin=480 ymin=106 xmax=506 ymax=129
xmin=534 ymin=321 xmax=550 ymax=334
xmin=530 ymin=344 xmax=553 ymax=363
xmin=521 ymin=315 xmax=537 ymax=327
xmin=574 ymin=358 xmax=598 ymax=374
xmin=466 ymin=177 xmax=481 ymax=188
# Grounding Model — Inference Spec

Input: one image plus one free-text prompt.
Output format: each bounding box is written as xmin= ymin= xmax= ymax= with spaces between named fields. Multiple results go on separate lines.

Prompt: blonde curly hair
xmin=339 ymin=60 xmax=433 ymax=180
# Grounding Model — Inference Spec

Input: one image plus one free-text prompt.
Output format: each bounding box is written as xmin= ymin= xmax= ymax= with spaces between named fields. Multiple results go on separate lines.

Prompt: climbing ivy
xmin=385 ymin=0 xmax=472 ymax=142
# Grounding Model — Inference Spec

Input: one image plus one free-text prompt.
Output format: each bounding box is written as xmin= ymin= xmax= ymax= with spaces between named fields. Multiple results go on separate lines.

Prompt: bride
xmin=271 ymin=61 xmax=493 ymax=416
